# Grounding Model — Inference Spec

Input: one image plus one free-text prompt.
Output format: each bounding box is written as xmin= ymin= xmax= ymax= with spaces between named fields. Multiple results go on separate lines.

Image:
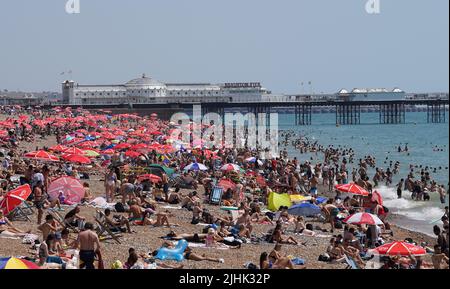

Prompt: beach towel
xmin=0 ymin=231 xmax=21 ymax=240
xmin=290 ymin=257 xmax=305 ymax=266
xmin=161 ymin=205 xmax=182 ymax=210
xmin=177 ymin=241 xmax=230 ymax=250
xmin=297 ymin=233 xmax=331 ymax=238
xmin=89 ymin=197 xmax=115 ymax=210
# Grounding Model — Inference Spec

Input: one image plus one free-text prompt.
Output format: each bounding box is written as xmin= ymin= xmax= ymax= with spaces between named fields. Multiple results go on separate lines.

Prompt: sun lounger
xmin=7 ymin=202 xmax=34 ymax=222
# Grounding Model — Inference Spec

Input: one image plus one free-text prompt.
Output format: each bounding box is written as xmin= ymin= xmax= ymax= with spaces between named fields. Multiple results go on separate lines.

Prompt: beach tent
xmin=267 ymin=192 xmax=292 ymax=212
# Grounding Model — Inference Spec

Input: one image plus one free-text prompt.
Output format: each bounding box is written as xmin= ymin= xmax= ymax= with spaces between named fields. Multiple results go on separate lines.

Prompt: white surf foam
xmin=376 ymin=185 xmax=445 ymax=222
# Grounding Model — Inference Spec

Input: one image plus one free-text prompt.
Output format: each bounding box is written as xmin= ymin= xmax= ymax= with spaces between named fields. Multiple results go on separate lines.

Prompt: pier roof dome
xmin=125 ymin=74 xmax=166 ymax=88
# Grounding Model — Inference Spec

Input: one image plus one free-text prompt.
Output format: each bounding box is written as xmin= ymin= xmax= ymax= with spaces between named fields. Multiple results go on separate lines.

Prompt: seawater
xmin=278 ymin=112 xmax=449 ymax=236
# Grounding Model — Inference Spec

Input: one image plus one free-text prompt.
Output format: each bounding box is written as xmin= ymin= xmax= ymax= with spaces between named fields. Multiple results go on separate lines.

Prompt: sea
xmin=278 ymin=112 xmax=449 ymax=236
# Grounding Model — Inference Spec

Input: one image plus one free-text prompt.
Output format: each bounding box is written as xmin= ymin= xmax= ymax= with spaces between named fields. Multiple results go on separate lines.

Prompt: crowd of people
xmin=0 ymin=105 xmax=448 ymax=269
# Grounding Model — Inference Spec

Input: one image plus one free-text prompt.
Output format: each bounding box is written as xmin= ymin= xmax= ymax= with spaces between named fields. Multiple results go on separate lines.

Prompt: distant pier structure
xmin=58 ymin=75 xmax=448 ymax=125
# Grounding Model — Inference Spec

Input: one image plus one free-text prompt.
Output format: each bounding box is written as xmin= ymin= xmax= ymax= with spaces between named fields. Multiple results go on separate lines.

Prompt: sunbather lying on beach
xmin=294 ymin=217 xmax=315 ymax=236
xmin=128 ymin=200 xmax=174 ymax=227
xmin=260 ymin=251 xmax=295 ymax=269
xmin=0 ymin=210 xmax=31 ymax=237
xmin=183 ymin=246 xmax=224 ymax=263
xmin=124 ymin=248 xmax=184 ymax=269
xmin=268 ymin=223 xmax=298 ymax=245
xmin=267 ymin=243 xmax=302 ymax=269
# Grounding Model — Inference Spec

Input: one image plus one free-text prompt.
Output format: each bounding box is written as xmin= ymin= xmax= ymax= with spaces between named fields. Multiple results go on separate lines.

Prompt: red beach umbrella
xmin=49 ymin=145 xmax=68 ymax=152
xmin=372 ymin=190 xmax=383 ymax=206
xmin=125 ymin=150 xmax=141 ymax=158
xmin=24 ymin=151 xmax=59 ymax=162
xmin=372 ymin=241 xmax=427 ymax=256
xmin=335 ymin=183 xmax=369 ymax=196
xmin=0 ymin=185 xmax=32 ymax=215
xmin=218 ymin=179 xmax=237 ymax=191
xmin=63 ymin=147 xmax=86 ymax=155
xmin=343 ymin=212 xmax=383 ymax=225
xmin=61 ymin=154 xmax=92 ymax=164
xmin=101 ymin=149 xmax=115 ymax=155
xmin=114 ymin=143 xmax=132 ymax=150
xmin=130 ymin=143 xmax=148 ymax=150
xmin=137 ymin=174 xmax=162 ymax=183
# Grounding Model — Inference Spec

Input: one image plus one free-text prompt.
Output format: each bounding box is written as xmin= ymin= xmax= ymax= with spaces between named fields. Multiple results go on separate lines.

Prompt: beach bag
xmin=318 ymin=254 xmax=331 ymax=262
xmin=334 ymin=220 xmax=343 ymax=229
xmin=265 ymin=212 xmax=275 ymax=220
xmin=115 ymin=202 xmax=125 ymax=213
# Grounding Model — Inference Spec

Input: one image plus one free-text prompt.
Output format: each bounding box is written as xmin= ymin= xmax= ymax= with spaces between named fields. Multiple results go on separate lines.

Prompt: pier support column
xmin=202 ymin=105 xmax=225 ymax=122
xmin=336 ymin=104 xmax=361 ymax=125
xmin=379 ymin=103 xmax=405 ymax=124
xmin=295 ymin=105 xmax=312 ymax=125
xmin=427 ymin=103 xmax=446 ymax=123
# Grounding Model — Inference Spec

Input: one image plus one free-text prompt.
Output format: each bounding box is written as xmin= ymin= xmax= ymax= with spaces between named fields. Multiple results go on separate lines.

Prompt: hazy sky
xmin=0 ymin=0 xmax=448 ymax=94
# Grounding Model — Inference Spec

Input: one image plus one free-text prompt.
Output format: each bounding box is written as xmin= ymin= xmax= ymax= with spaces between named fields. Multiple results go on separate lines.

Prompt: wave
xmin=376 ymin=185 xmax=445 ymax=223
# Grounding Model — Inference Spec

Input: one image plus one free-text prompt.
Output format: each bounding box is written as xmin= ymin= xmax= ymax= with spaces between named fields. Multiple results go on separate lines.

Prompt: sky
xmin=0 ymin=0 xmax=448 ymax=94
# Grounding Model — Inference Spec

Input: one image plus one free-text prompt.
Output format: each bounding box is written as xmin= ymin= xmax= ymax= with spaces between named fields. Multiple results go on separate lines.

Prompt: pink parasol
xmin=48 ymin=176 xmax=85 ymax=204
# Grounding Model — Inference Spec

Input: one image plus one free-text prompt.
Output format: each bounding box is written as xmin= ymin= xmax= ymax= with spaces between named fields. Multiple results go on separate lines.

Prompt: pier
xmin=49 ymin=99 xmax=449 ymax=126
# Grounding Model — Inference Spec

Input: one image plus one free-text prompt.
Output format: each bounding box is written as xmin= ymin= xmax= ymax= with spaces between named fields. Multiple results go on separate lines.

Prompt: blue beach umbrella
xmin=184 ymin=162 xmax=208 ymax=171
xmin=288 ymin=203 xmax=321 ymax=217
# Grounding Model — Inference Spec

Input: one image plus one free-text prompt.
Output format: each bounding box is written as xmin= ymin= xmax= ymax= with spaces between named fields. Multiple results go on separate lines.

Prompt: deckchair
xmin=344 ymin=254 xmax=361 ymax=269
xmin=209 ymin=186 xmax=223 ymax=205
xmin=230 ymin=210 xmax=241 ymax=223
xmin=1 ymin=185 xmax=33 ymax=222
xmin=94 ymin=210 xmax=122 ymax=244
xmin=7 ymin=202 xmax=34 ymax=222
xmin=48 ymin=210 xmax=79 ymax=233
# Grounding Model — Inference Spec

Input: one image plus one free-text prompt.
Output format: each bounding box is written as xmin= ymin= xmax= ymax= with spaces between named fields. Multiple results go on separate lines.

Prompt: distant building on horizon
xmin=62 ymin=74 xmax=271 ymax=105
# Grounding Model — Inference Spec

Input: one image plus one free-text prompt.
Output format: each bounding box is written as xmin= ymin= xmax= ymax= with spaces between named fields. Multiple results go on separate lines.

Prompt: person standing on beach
xmin=161 ymin=172 xmax=169 ymax=202
xmin=104 ymin=169 xmax=117 ymax=203
xmin=74 ymin=222 xmax=101 ymax=269
xmin=397 ymin=179 xmax=404 ymax=199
